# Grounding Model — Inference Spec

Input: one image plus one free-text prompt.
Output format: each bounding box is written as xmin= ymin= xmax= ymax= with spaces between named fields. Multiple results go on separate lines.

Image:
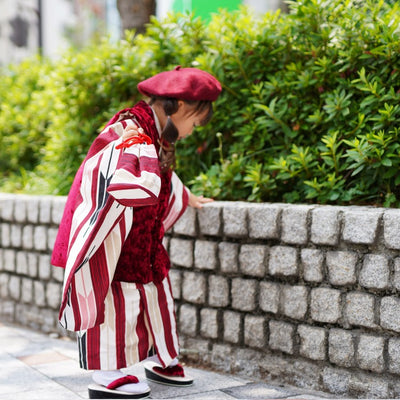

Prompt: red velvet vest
xmin=112 ymin=101 xmax=172 ymax=284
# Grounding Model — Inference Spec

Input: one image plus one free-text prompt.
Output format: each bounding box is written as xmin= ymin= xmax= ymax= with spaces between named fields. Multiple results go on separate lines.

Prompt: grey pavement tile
xmin=0 ymin=324 xmax=77 ymax=359
xmin=124 ymin=364 xmax=251 ymax=399
xmin=0 ymin=387 xmax=84 ymax=400
xmin=150 ymin=391 xmax=237 ymax=399
xmin=0 ymin=332 xmax=31 ymax=354
xmin=0 ymin=338 xmax=83 ymax=399
xmin=0 ymin=357 xmax=57 ymax=395
xmin=33 ymin=358 xmax=86 ymax=377
xmin=52 ymin=343 xmax=80 ymax=361
xmin=0 ymin=330 xmax=49 ymax=359
xmin=0 ymin=322 xmax=338 ymax=400
xmin=221 ymin=383 xmax=298 ymax=399
xmin=0 ymin=351 xmax=19 ymax=365
xmin=289 ymin=396 xmax=332 ymax=399
xmin=280 ymin=384 xmax=337 ymax=399
xmin=32 ymin=359 xmax=91 ymax=395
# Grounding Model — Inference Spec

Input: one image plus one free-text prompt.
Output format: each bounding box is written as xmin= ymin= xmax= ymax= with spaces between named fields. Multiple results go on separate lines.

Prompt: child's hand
xmin=188 ymin=193 xmax=214 ymax=208
xmin=116 ymin=124 xmax=152 ymax=150
xmin=122 ymin=125 xmax=144 ymax=140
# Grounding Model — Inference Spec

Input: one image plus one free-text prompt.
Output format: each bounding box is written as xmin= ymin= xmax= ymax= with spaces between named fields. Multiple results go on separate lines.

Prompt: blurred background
xmin=0 ymin=0 xmax=286 ymax=65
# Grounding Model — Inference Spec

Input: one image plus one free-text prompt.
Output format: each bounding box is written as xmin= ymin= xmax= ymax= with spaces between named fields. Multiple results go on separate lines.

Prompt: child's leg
xmin=140 ymin=277 xmax=193 ymax=386
xmin=137 ymin=277 xmax=180 ymax=367
xmin=77 ymin=281 xmax=152 ymax=370
xmin=78 ymin=282 xmax=152 ymax=398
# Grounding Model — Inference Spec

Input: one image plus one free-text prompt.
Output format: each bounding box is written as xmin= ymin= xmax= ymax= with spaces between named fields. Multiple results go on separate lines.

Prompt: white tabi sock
xmin=92 ymin=369 xmax=150 ymax=394
xmin=145 ymin=354 xmax=179 ymax=367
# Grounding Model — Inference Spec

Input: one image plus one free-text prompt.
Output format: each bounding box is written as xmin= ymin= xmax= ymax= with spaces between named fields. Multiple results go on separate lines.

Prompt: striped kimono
xmin=52 ymin=102 xmax=189 ymax=370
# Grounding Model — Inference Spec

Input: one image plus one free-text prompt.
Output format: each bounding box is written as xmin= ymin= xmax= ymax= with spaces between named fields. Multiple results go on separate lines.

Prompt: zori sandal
xmin=143 ymin=361 xmax=194 ymax=386
xmin=88 ymin=375 xmax=151 ymax=399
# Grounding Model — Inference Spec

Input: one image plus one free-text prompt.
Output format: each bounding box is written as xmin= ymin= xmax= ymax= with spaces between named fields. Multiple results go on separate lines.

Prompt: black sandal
xmin=144 ymin=361 xmax=194 ymax=386
xmin=88 ymin=375 xmax=151 ymax=399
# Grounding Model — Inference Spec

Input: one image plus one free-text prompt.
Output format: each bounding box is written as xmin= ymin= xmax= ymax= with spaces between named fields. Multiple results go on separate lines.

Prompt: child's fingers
xmin=122 ymin=125 xmax=144 ymax=140
xmin=198 ymin=195 xmax=214 ymax=203
xmin=188 ymin=193 xmax=214 ymax=208
xmin=122 ymin=127 xmax=137 ymax=140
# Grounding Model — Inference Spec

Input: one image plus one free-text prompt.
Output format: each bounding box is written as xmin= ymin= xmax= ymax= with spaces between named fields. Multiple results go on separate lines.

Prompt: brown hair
xmin=149 ymin=97 xmax=214 ymax=173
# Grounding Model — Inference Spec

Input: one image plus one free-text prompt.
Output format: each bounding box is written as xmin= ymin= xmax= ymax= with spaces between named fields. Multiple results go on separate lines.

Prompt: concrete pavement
xmin=0 ymin=321 xmax=335 ymax=400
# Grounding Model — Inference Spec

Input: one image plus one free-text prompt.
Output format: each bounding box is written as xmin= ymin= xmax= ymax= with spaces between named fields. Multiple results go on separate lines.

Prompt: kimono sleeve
xmin=163 ymin=172 xmax=190 ymax=232
xmin=107 ymin=142 xmax=161 ymax=207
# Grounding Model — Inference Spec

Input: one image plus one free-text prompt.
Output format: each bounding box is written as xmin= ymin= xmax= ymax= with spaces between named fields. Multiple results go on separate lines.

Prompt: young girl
xmin=51 ymin=66 xmax=221 ymax=399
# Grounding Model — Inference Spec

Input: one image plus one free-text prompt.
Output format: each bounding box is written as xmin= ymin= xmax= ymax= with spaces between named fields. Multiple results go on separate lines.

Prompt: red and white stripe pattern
xmin=78 ymin=277 xmax=179 ymax=370
xmin=58 ymin=117 xmax=188 ymax=332
xmin=107 ymin=142 xmax=161 ymax=207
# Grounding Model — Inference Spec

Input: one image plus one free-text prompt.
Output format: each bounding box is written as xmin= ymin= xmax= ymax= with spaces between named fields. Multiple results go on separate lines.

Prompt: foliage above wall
xmin=1 ymin=0 xmax=400 ymax=206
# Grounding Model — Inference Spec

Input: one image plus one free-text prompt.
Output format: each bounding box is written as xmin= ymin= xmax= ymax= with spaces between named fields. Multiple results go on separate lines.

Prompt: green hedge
xmin=1 ymin=0 xmax=400 ymax=207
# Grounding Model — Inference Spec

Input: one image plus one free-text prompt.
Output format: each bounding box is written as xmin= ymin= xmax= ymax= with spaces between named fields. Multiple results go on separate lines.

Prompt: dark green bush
xmin=1 ymin=0 xmax=400 ymax=207
xmin=188 ymin=0 xmax=400 ymax=207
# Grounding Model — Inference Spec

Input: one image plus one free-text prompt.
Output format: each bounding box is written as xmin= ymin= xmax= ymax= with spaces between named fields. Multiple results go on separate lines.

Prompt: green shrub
xmin=0 ymin=14 xmax=209 ymax=194
xmin=1 ymin=0 xmax=400 ymax=207
xmin=0 ymin=57 xmax=53 ymax=180
xmin=189 ymin=0 xmax=400 ymax=207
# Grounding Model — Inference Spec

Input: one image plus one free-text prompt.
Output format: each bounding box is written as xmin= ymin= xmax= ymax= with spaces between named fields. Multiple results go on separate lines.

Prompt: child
xmin=51 ymin=66 xmax=222 ymax=399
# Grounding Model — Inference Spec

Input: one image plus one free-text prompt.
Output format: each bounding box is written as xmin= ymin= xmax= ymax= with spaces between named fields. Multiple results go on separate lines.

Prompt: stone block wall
xmin=2 ymin=194 xmax=400 ymax=397
xmin=168 ymin=202 xmax=400 ymax=398
xmin=0 ymin=194 xmax=65 ymax=332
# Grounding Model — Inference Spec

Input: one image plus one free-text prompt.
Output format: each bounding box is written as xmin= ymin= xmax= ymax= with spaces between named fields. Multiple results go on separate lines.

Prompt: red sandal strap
xmin=107 ymin=375 xmax=139 ymax=390
xmin=153 ymin=364 xmax=185 ymax=377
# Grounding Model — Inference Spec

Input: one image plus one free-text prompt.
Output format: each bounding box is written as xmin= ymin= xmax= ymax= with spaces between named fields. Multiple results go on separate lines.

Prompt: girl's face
xmin=170 ymin=101 xmax=209 ymax=140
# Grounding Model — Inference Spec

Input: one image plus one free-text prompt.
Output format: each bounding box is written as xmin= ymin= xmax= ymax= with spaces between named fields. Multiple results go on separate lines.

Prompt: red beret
xmin=137 ymin=66 xmax=222 ymax=102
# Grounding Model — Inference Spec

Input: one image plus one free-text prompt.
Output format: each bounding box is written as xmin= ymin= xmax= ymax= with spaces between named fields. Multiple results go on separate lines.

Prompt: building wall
xmin=0 ymin=0 xmax=284 ymax=65
xmin=1 ymin=193 xmax=400 ymax=397
xmin=0 ymin=0 xmax=40 ymax=65
xmin=41 ymin=0 xmax=75 ymax=58
xmin=0 ymin=0 xmax=113 ymax=65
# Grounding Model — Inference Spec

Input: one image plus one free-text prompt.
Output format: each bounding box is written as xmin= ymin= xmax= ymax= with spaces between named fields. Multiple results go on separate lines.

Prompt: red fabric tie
xmin=107 ymin=375 xmax=139 ymax=390
xmin=115 ymin=132 xmax=152 ymax=149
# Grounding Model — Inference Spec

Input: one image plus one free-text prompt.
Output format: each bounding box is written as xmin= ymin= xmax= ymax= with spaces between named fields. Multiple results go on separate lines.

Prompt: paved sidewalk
xmin=0 ymin=321 xmax=335 ymax=400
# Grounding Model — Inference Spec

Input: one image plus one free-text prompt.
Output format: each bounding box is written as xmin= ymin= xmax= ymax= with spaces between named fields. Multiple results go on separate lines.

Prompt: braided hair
xmin=149 ymin=97 xmax=213 ymax=173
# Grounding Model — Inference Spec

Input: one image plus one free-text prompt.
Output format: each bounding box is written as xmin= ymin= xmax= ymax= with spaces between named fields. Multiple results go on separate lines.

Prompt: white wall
xmin=105 ymin=0 xmax=121 ymax=42
xmin=0 ymin=0 xmax=39 ymax=65
xmin=41 ymin=0 xmax=75 ymax=58
xmin=0 ymin=0 xmax=119 ymax=64
xmin=156 ymin=0 xmax=174 ymax=19
xmin=244 ymin=0 xmax=284 ymax=13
